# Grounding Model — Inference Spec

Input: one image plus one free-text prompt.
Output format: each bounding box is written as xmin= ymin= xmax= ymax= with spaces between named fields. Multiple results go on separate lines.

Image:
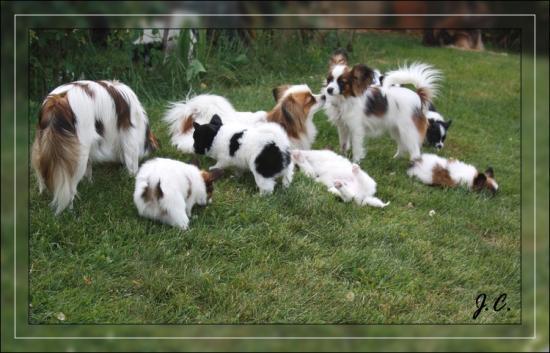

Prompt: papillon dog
xmin=31 ymin=80 xmax=159 ymax=214
xmin=323 ymin=51 xmax=441 ymax=162
xmin=407 ymin=153 xmax=498 ymax=193
xmin=164 ymin=85 xmax=324 ymax=152
xmin=192 ymin=114 xmax=294 ymax=195
xmin=133 ymin=158 xmax=223 ymax=230
xmin=291 ymin=149 xmax=389 ymax=207
xmin=425 ymin=102 xmax=452 ymax=150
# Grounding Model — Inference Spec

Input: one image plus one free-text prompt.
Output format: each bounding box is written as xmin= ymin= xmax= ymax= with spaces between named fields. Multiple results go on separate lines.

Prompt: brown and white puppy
xmin=31 ymin=80 xmax=158 ymax=214
xmin=323 ymin=50 xmax=441 ymax=162
xmin=268 ymin=84 xmax=325 ymax=149
xmin=407 ymin=153 xmax=498 ymax=194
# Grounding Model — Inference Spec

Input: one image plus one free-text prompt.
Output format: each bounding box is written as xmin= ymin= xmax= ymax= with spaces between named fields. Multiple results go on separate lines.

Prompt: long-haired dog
xmin=31 ymin=80 xmax=159 ymax=214
xmin=323 ymin=51 xmax=441 ymax=162
xmin=133 ymin=158 xmax=223 ymax=230
xmin=407 ymin=154 xmax=498 ymax=194
xmin=425 ymin=102 xmax=452 ymax=150
xmin=292 ymin=149 xmax=389 ymax=207
xmin=163 ymin=85 xmax=324 ymax=152
xmin=192 ymin=114 xmax=293 ymax=195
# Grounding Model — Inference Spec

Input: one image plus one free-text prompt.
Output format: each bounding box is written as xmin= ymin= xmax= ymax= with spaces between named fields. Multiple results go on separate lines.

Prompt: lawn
xmin=29 ymin=31 xmax=521 ymax=324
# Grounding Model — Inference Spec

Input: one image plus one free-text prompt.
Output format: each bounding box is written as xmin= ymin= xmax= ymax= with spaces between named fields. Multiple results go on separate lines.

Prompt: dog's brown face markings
xmin=95 ymin=80 xmax=132 ymax=130
xmin=200 ymin=168 xmax=224 ymax=200
xmin=365 ymin=87 xmax=388 ymax=117
xmin=473 ymin=167 xmax=498 ymax=194
xmin=272 ymin=85 xmax=291 ymax=102
xmin=412 ymin=107 xmax=428 ymax=140
xmin=431 ymin=164 xmax=457 ymax=187
xmin=267 ymin=90 xmax=317 ymax=139
xmin=338 ymin=64 xmax=374 ymax=97
xmin=329 ymin=49 xmax=349 ymax=69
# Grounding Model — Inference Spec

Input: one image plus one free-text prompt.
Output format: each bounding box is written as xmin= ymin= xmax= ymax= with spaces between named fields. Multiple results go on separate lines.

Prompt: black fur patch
xmin=51 ymin=114 xmax=76 ymax=135
xmin=425 ymin=119 xmax=450 ymax=147
xmin=254 ymin=142 xmax=289 ymax=178
xmin=192 ymin=116 xmax=223 ymax=155
xmin=95 ymin=119 xmax=104 ymax=137
xmin=428 ymin=102 xmax=437 ymax=112
xmin=229 ymin=130 xmax=245 ymax=156
xmin=365 ymin=87 xmax=388 ymax=117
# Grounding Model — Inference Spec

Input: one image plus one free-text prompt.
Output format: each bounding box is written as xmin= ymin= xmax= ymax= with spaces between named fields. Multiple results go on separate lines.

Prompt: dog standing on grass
xmin=31 ymin=80 xmax=159 ymax=214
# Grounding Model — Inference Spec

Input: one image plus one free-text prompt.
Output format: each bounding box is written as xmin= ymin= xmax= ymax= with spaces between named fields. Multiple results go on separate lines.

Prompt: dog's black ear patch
xmin=193 ymin=122 xmax=201 ymax=130
xmin=445 ymin=120 xmax=453 ymax=129
xmin=485 ymin=167 xmax=494 ymax=178
xmin=473 ymin=173 xmax=487 ymax=191
xmin=229 ymin=130 xmax=245 ymax=157
xmin=254 ymin=142 xmax=288 ymax=178
xmin=210 ymin=114 xmax=223 ymax=126
xmin=192 ymin=120 xmax=221 ymax=155
xmin=428 ymin=102 xmax=437 ymax=112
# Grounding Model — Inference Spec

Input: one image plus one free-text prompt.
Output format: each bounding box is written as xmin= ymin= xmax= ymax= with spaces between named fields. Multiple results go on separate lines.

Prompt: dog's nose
xmin=436 ymin=143 xmax=443 ymax=149
xmin=327 ymin=87 xmax=333 ymax=95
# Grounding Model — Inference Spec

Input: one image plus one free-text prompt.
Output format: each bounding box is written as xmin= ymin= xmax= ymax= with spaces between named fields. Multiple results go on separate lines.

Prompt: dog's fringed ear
xmin=351 ymin=64 xmax=374 ymax=96
xmin=281 ymin=94 xmax=306 ymax=128
xmin=272 ymin=85 xmax=290 ymax=102
xmin=473 ymin=172 xmax=487 ymax=191
xmin=208 ymin=168 xmax=224 ymax=182
xmin=485 ymin=167 xmax=494 ymax=178
xmin=210 ymin=114 xmax=223 ymax=126
xmin=329 ymin=48 xmax=349 ymax=69
xmin=192 ymin=121 xmax=201 ymax=130
xmin=189 ymin=158 xmax=201 ymax=168
xmin=446 ymin=120 xmax=453 ymax=129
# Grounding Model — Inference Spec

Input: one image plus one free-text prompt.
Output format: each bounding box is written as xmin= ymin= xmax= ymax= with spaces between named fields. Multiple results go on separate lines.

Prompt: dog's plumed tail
xmin=31 ymin=94 xmax=80 ymax=214
xmin=382 ymin=62 xmax=441 ymax=110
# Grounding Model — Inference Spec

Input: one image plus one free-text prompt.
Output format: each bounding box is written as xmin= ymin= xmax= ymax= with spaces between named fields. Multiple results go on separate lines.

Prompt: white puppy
xmin=291 ymin=149 xmax=389 ymax=207
xmin=192 ymin=114 xmax=294 ymax=195
xmin=407 ymin=153 xmax=498 ymax=193
xmin=133 ymin=158 xmax=223 ymax=230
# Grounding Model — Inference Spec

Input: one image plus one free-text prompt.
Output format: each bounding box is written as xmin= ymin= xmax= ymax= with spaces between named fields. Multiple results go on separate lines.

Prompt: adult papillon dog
xmin=323 ymin=51 xmax=441 ymax=162
xmin=163 ymin=85 xmax=324 ymax=152
xmin=31 ymin=80 xmax=159 ymax=214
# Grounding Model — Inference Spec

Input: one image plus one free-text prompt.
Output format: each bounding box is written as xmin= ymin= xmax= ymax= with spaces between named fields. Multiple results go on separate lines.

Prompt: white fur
xmin=163 ymin=94 xmax=267 ymax=153
xmin=291 ymin=149 xmax=389 ymax=207
xmin=134 ymin=158 xmax=208 ymax=230
xmin=407 ymin=153 xmax=499 ymax=191
xmin=35 ymin=80 xmax=152 ymax=214
xmin=203 ymin=121 xmax=293 ymax=195
xmin=324 ymin=63 xmax=440 ymax=162
xmin=382 ymin=62 xmax=441 ymax=109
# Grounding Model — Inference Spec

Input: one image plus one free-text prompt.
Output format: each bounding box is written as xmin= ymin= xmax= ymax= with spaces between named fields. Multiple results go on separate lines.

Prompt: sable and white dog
xmin=323 ymin=52 xmax=441 ymax=162
xmin=291 ymin=149 xmax=389 ymax=207
xmin=407 ymin=153 xmax=498 ymax=193
xmin=163 ymin=85 xmax=324 ymax=152
xmin=31 ymin=80 xmax=159 ymax=214
xmin=192 ymin=114 xmax=293 ymax=195
xmin=133 ymin=158 xmax=223 ymax=230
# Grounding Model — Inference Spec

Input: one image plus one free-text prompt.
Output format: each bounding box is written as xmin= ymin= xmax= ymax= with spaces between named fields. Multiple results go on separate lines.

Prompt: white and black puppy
xmin=134 ymin=158 xmax=223 ymax=230
xmin=425 ymin=102 xmax=452 ymax=150
xmin=192 ymin=114 xmax=294 ymax=195
xmin=292 ymin=149 xmax=389 ymax=207
xmin=407 ymin=153 xmax=498 ymax=194
xmin=163 ymin=94 xmax=267 ymax=153
xmin=324 ymin=53 xmax=441 ymax=162
xmin=31 ymin=80 xmax=159 ymax=214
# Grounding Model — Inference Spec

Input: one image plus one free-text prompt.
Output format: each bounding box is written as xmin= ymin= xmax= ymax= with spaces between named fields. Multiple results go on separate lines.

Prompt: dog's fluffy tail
xmin=162 ymin=101 xmax=195 ymax=149
xmin=382 ymin=62 xmax=441 ymax=110
xmin=31 ymin=95 xmax=80 ymax=214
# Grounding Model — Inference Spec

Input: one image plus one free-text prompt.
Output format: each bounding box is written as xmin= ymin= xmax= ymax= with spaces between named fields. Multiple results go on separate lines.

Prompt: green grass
xmin=29 ymin=31 xmax=520 ymax=324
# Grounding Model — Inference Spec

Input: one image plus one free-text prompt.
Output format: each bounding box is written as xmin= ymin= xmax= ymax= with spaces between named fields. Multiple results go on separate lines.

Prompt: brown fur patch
xmin=95 ymin=80 xmax=132 ymax=129
xmin=33 ymin=93 xmax=79 ymax=192
xmin=431 ymin=165 xmax=457 ymax=187
xmin=365 ymin=87 xmax=388 ymax=117
xmin=201 ymin=169 xmax=223 ymax=200
xmin=186 ymin=176 xmax=193 ymax=199
xmin=266 ymin=92 xmax=315 ymax=139
xmin=181 ymin=114 xmax=194 ymax=133
xmin=329 ymin=50 xmax=348 ymax=68
xmin=339 ymin=65 xmax=373 ymax=97
xmin=145 ymin=124 xmax=160 ymax=152
xmin=72 ymin=82 xmax=95 ymax=98
xmin=412 ymin=107 xmax=428 ymax=140
xmin=272 ymin=85 xmax=290 ymax=102
xmin=141 ymin=181 xmax=163 ymax=202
